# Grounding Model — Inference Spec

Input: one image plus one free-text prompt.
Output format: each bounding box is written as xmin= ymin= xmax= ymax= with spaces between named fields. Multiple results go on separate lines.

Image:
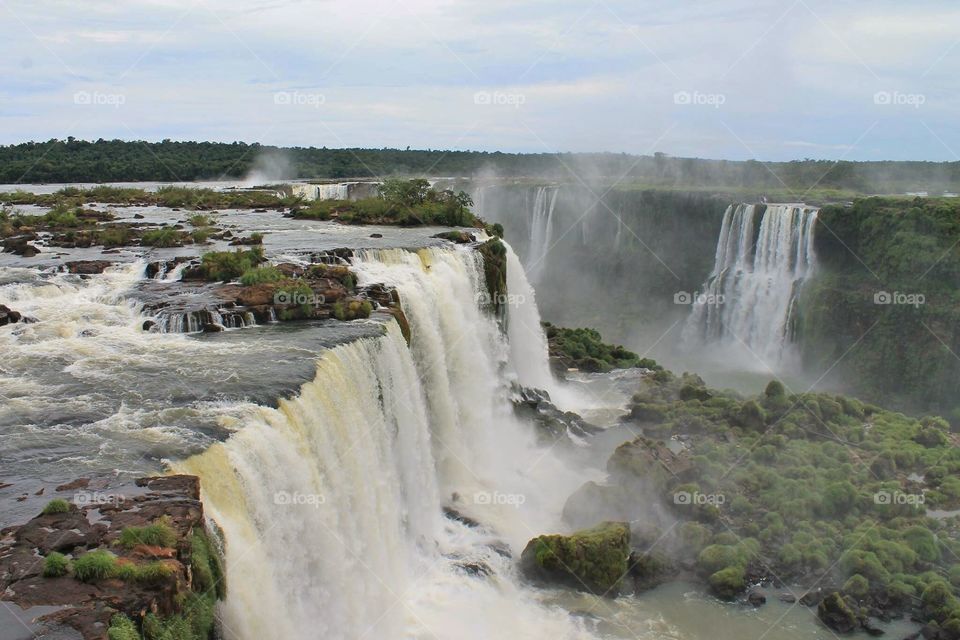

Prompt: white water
xmin=178 ymin=246 xmax=599 ymax=640
xmin=683 ymin=203 xmax=819 ymax=369
xmin=525 ymin=186 xmax=560 ymax=283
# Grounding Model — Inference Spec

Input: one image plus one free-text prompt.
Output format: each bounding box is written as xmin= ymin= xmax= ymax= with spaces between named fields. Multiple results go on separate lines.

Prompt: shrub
xmin=190 ymin=528 xmax=226 ymax=598
xmin=73 ymin=550 xmax=117 ymax=582
xmin=239 ymin=266 xmax=284 ymax=286
xmin=42 ymin=552 xmax=71 ymax=577
xmin=187 ymin=214 xmax=213 ymax=227
xmin=843 ymin=574 xmax=870 ymax=597
xmin=41 ymin=498 xmax=71 ymax=515
xmin=141 ymin=227 xmax=182 ymax=248
xmin=708 ymin=566 xmax=746 ymax=598
xmin=201 ymin=248 xmax=264 ymax=281
xmin=118 ymin=519 xmax=177 ymax=549
xmin=332 ymin=300 xmax=373 ymax=321
xmin=191 ymin=228 xmax=213 ymax=244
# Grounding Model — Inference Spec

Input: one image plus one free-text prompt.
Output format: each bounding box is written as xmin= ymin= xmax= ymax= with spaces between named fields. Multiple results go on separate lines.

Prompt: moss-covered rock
xmin=520 ymin=522 xmax=631 ymax=595
xmin=477 ymin=238 xmax=507 ymax=314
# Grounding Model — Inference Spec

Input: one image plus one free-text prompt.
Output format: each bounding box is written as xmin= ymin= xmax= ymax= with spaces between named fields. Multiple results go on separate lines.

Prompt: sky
xmin=1 ymin=0 xmax=959 ymax=161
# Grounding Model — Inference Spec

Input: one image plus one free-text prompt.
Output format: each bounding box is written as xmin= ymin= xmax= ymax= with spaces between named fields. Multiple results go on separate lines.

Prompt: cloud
xmin=0 ymin=0 xmax=957 ymax=161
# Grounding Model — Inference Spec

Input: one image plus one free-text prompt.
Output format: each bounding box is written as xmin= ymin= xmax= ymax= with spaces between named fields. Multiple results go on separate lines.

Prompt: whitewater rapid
xmin=177 ymin=245 xmax=601 ymax=640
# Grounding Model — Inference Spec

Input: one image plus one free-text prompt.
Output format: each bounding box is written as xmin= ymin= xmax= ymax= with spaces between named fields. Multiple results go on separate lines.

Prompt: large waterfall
xmin=525 ymin=186 xmax=560 ymax=283
xmin=682 ymin=203 xmax=819 ymax=368
xmin=177 ymin=246 xmax=598 ymax=640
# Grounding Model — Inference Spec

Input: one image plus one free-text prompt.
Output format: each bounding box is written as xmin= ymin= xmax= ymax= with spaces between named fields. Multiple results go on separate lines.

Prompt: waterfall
xmin=177 ymin=246 xmax=598 ymax=640
xmin=525 ymin=186 xmax=559 ymax=283
xmin=683 ymin=203 xmax=819 ymax=368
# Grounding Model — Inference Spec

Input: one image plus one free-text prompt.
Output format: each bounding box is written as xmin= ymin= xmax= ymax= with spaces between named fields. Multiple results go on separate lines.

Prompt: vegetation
xmin=332 ymin=300 xmax=373 ymax=321
xmin=4 ymin=140 xmax=960 ymax=195
xmin=544 ymin=323 xmax=661 ymax=372
xmin=108 ymin=615 xmax=140 ymax=640
xmin=293 ymin=178 xmax=478 ymax=227
xmin=187 ymin=213 xmax=214 ymax=227
xmin=239 ymin=265 xmax=284 ymax=286
xmin=40 ymin=498 xmax=71 ymax=515
xmin=118 ymin=518 xmax=177 ymax=548
xmin=141 ymin=227 xmax=185 ymax=248
xmin=42 ymin=552 xmax=71 ymax=577
xmin=803 ymin=196 xmax=960 ymax=416
xmin=611 ymin=366 xmax=960 ymax=630
xmin=476 ymin=238 xmax=507 ymax=313
xmin=73 ymin=550 xmax=118 ymax=582
xmin=522 ymin=522 xmax=631 ymax=594
xmin=200 ymin=248 xmax=265 ymax=281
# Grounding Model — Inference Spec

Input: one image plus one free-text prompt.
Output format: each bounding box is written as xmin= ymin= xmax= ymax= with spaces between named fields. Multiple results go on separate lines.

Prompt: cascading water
xmin=682 ymin=203 xmax=819 ymax=368
xmin=177 ymin=245 xmax=600 ymax=640
xmin=525 ymin=186 xmax=560 ymax=283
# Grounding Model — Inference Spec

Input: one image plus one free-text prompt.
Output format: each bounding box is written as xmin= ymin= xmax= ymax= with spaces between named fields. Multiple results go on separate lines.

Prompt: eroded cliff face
xmin=0 ymin=475 xmax=224 ymax=640
xmin=799 ymin=197 xmax=960 ymax=415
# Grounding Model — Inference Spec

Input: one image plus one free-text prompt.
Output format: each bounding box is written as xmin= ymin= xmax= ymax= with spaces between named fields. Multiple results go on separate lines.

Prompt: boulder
xmin=818 ymin=592 xmax=861 ymax=633
xmin=64 ymin=260 xmax=113 ymax=275
xmin=520 ymin=521 xmax=631 ymax=595
xmin=0 ymin=304 xmax=23 ymax=326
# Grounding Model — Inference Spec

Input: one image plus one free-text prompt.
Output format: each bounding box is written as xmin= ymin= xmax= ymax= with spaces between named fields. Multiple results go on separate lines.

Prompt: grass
xmin=190 ymin=227 xmax=213 ymax=244
xmin=113 ymin=560 xmax=176 ymax=585
xmin=332 ymin=300 xmax=373 ymax=321
xmin=239 ymin=265 xmax=284 ymax=286
xmin=42 ymin=552 xmax=71 ymax=577
xmin=73 ymin=550 xmax=117 ymax=582
xmin=118 ymin=519 xmax=177 ymax=548
xmin=41 ymin=498 xmax=71 ymax=515
xmin=141 ymin=227 xmax=183 ymax=248
xmin=107 ymin=615 xmax=140 ymax=640
xmin=190 ymin=528 xmax=226 ymax=598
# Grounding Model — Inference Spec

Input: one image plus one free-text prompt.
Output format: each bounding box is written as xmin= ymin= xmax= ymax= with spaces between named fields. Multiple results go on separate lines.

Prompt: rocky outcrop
xmin=520 ymin=521 xmax=631 ymax=595
xmin=0 ymin=475 xmax=224 ymax=640
xmin=0 ymin=304 xmax=23 ymax=326
xmin=817 ymin=592 xmax=863 ymax=633
xmin=64 ymin=260 xmax=114 ymax=275
xmin=2 ymin=236 xmax=39 ymax=257
xmin=512 ymin=385 xmax=601 ymax=442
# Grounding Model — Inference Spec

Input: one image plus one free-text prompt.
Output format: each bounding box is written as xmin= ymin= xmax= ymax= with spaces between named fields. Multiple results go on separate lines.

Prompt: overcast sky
xmin=2 ymin=0 xmax=958 ymax=161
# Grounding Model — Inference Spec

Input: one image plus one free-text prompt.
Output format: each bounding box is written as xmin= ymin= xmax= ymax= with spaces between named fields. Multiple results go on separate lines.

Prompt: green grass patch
xmin=118 ymin=519 xmax=177 ymax=548
xmin=73 ymin=550 xmax=117 ymax=582
xmin=141 ymin=227 xmax=184 ymax=248
xmin=201 ymin=248 xmax=264 ymax=281
xmin=42 ymin=552 xmax=71 ymax=577
xmin=239 ymin=265 xmax=284 ymax=286
xmin=41 ymin=498 xmax=71 ymax=515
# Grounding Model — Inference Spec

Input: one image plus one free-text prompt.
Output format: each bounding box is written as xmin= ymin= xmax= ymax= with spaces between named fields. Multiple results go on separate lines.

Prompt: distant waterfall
xmin=683 ymin=203 xmax=819 ymax=368
xmin=178 ymin=246 xmax=596 ymax=640
xmin=525 ymin=186 xmax=559 ymax=283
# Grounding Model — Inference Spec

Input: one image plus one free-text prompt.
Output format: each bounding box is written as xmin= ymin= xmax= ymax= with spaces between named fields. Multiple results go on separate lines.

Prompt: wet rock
xmin=64 ymin=261 xmax=113 ymax=275
xmin=513 ymin=385 xmax=601 ymax=442
xmin=800 ymin=588 xmax=825 ymax=606
xmin=55 ymin=478 xmax=91 ymax=492
xmin=747 ymin=591 xmax=767 ymax=607
xmin=817 ymin=592 xmax=861 ymax=633
xmin=443 ymin=506 xmax=481 ymax=529
xmin=607 ymin=437 xmax=694 ymax=489
xmin=369 ymin=233 xmax=383 ymax=238
xmin=133 ymin=213 xmax=145 ymax=219
xmin=201 ymin=322 xmax=225 ymax=333
xmin=0 ymin=304 xmax=23 ymax=326
xmin=520 ymin=521 xmax=631 ymax=595
xmin=142 ymin=320 xmax=157 ymax=331
xmin=779 ymin=593 xmax=797 ymax=603
xmin=2 ymin=237 xmax=39 ymax=257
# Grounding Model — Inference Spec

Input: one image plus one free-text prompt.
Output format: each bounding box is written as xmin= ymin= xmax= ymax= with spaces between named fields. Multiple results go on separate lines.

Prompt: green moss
xmin=42 ymin=551 xmax=71 ymax=577
xmin=41 ymin=498 xmax=71 ymax=515
xmin=190 ymin=528 xmax=226 ymax=599
xmin=523 ymin=522 xmax=630 ymax=594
